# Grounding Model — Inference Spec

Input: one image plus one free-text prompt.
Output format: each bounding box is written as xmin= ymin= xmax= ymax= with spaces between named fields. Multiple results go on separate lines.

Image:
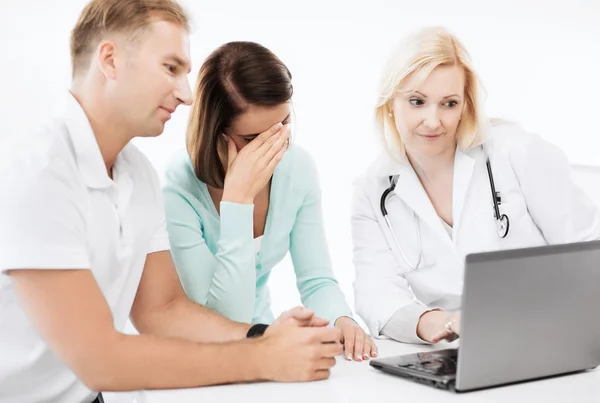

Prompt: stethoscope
xmin=380 ymin=149 xmax=510 ymax=271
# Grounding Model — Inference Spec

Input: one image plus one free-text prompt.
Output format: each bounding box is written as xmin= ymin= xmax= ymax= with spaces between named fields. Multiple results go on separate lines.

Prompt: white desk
xmin=105 ymin=339 xmax=600 ymax=403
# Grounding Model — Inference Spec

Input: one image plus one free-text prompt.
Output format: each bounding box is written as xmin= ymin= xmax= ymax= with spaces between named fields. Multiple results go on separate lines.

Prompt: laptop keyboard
xmin=398 ymin=350 xmax=458 ymax=377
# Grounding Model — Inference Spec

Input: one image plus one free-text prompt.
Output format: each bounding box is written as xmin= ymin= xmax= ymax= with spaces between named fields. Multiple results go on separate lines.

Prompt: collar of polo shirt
xmin=63 ymin=94 xmax=132 ymax=190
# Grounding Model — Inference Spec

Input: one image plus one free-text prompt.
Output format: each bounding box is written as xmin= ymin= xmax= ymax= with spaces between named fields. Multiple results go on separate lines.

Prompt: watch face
xmin=247 ymin=324 xmax=269 ymax=338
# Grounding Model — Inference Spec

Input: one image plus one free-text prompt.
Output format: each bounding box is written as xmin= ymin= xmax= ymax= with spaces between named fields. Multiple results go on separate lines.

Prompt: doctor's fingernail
xmin=346 ymin=355 xmax=352 ymax=360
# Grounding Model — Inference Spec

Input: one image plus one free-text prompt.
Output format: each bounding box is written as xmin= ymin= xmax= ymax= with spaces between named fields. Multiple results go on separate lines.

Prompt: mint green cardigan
xmin=162 ymin=145 xmax=352 ymax=325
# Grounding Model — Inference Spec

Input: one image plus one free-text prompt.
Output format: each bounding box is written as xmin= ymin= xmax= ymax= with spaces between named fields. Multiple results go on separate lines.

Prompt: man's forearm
xmin=132 ymin=296 xmax=252 ymax=343
xmin=88 ymin=332 xmax=266 ymax=391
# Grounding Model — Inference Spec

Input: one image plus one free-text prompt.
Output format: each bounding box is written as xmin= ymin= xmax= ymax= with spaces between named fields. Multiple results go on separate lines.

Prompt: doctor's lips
xmin=416 ymin=132 xmax=444 ymax=139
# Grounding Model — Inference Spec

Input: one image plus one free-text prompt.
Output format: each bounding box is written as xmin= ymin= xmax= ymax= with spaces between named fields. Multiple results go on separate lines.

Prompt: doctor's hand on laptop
xmin=417 ymin=310 xmax=461 ymax=343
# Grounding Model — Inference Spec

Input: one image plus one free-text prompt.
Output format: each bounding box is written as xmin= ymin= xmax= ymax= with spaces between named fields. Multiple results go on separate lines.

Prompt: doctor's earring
xmin=388 ymin=111 xmax=393 ymax=117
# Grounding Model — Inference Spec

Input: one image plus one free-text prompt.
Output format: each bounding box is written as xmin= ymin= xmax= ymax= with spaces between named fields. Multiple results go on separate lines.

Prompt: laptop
xmin=369 ymin=240 xmax=600 ymax=392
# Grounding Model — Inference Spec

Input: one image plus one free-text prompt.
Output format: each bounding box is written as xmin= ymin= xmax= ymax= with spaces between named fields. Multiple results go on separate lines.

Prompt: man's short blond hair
xmin=70 ymin=0 xmax=190 ymax=78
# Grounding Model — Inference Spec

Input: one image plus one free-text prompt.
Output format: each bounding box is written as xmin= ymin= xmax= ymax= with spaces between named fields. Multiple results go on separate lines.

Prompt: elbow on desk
xmin=67 ymin=332 xmax=133 ymax=392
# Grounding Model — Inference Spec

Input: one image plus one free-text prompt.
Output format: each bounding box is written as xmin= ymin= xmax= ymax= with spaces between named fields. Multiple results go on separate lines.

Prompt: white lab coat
xmin=351 ymin=121 xmax=600 ymax=341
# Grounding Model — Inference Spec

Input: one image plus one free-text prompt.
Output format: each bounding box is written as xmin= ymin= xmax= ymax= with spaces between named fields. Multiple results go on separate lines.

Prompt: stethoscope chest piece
xmin=380 ymin=147 xmax=512 ymax=273
xmin=497 ymin=213 xmax=510 ymax=238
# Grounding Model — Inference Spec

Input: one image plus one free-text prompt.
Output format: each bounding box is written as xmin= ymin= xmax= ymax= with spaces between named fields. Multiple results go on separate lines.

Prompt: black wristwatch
xmin=246 ymin=323 xmax=269 ymax=338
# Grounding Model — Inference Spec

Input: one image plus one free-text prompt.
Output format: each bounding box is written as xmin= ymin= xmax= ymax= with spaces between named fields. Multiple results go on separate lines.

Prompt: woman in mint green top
xmin=163 ymin=41 xmax=377 ymax=361
xmin=165 ymin=145 xmax=345 ymax=324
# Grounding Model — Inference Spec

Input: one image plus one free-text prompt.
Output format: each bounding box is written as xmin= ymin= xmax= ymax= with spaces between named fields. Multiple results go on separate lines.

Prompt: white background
xmin=1 ymin=0 xmax=600 ymax=322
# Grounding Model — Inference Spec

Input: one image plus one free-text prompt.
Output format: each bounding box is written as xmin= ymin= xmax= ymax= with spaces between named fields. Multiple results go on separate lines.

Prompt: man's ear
xmin=96 ymin=40 xmax=118 ymax=80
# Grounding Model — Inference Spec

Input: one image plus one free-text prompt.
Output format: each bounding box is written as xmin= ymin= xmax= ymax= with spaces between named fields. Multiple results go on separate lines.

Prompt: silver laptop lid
xmin=456 ymin=240 xmax=600 ymax=391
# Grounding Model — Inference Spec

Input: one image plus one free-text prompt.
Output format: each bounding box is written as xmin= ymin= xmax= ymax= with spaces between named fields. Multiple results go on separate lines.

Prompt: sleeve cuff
xmin=381 ymin=303 xmax=443 ymax=344
xmin=0 ymin=246 xmax=90 ymax=273
xmin=149 ymin=237 xmax=171 ymax=254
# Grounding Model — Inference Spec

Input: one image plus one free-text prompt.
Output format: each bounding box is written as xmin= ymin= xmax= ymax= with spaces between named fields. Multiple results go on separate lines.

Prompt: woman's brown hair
xmin=186 ymin=41 xmax=293 ymax=188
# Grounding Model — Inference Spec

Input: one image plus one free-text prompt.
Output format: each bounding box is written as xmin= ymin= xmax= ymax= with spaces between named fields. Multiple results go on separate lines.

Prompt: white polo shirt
xmin=0 ymin=94 xmax=171 ymax=403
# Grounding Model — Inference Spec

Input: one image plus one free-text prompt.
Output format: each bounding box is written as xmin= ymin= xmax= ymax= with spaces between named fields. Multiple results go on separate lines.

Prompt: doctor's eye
xmin=444 ymin=100 xmax=459 ymax=108
xmin=165 ymin=64 xmax=177 ymax=74
xmin=409 ymin=98 xmax=424 ymax=107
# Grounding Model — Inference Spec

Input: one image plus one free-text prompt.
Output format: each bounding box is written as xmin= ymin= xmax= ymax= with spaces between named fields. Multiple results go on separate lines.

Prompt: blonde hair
xmin=375 ymin=26 xmax=487 ymax=160
xmin=70 ymin=0 xmax=191 ymax=78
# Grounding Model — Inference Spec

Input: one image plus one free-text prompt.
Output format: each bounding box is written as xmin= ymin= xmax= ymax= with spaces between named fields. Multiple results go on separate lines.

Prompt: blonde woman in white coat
xmin=351 ymin=26 xmax=600 ymax=345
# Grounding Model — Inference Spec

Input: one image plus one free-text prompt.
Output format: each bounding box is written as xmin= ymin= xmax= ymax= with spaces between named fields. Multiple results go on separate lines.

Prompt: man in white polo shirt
xmin=0 ymin=1 xmax=342 ymax=402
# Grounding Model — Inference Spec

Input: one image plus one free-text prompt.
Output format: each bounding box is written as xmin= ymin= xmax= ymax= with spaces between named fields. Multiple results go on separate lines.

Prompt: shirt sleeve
xmin=163 ymin=183 xmax=257 ymax=324
xmin=146 ymin=169 xmax=171 ymax=254
xmin=0 ymin=155 xmax=90 ymax=272
xmin=381 ymin=305 xmax=440 ymax=344
xmin=289 ymin=152 xmax=353 ymax=326
xmin=351 ymin=176 xmax=436 ymax=341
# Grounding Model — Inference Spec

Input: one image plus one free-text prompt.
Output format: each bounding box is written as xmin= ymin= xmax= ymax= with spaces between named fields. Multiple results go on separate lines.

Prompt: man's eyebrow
xmin=239 ymin=113 xmax=291 ymax=137
xmin=165 ymin=54 xmax=191 ymax=73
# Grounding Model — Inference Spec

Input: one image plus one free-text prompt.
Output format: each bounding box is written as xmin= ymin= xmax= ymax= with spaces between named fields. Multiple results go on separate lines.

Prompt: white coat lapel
xmin=452 ymin=147 xmax=477 ymax=238
xmin=394 ymin=164 xmax=456 ymax=252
